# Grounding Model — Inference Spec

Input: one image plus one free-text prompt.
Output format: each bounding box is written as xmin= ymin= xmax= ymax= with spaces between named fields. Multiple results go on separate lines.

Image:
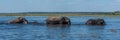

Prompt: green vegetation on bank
xmin=0 ymin=12 xmax=120 ymax=16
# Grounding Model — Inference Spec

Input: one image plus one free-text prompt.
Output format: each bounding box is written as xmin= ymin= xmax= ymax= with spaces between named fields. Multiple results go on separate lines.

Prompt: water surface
xmin=0 ymin=16 xmax=120 ymax=40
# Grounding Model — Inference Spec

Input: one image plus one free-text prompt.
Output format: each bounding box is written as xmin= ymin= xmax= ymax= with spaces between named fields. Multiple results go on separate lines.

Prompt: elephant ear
xmin=61 ymin=17 xmax=71 ymax=24
xmin=96 ymin=18 xmax=105 ymax=24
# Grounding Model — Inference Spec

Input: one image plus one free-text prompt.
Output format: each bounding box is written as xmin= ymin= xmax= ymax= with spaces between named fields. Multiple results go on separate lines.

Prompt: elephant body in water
xmin=86 ymin=18 xmax=106 ymax=25
xmin=46 ymin=16 xmax=71 ymax=24
xmin=8 ymin=17 xmax=28 ymax=24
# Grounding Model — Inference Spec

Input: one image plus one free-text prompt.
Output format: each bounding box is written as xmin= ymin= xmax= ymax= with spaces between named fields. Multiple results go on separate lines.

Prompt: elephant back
xmin=46 ymin=16 xmax=71 ymax=24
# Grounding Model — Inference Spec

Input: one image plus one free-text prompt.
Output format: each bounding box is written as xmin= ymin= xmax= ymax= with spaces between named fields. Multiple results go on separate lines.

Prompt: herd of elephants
xmin=7 ymin=16 xmax=106 ymax=26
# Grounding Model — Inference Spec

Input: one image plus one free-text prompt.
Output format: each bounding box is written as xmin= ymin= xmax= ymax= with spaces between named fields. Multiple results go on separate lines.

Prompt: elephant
xmin=46 ymin=16 xmax=71 ymax=25
xmin=86 ymin=18 xmax=106 ymax=25
xmin=8 ymin=17 xmax=28 ymax=24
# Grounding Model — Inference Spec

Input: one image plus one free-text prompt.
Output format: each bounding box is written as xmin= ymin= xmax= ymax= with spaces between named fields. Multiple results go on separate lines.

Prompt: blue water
xmin=0 ymin=16 xmax=120 ymax=40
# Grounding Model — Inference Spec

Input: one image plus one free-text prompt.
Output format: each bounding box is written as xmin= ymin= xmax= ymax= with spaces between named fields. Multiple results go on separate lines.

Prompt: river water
xmin=0 ymin=16 xmax=120 ymax=40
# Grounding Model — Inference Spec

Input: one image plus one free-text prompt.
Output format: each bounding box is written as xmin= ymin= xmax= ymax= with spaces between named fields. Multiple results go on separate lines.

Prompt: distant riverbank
xmin=0 ymin=12 xmax=120 ymax=16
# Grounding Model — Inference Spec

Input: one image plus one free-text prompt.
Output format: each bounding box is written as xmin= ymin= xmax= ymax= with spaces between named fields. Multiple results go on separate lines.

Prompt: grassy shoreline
xmin=0 ymin=13 xmax=120 ymax=17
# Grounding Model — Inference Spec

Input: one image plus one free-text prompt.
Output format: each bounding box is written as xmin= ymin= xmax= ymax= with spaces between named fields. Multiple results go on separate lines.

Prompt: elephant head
xmin=46 ymin=16 xmax=71 ymax=24
xmin=60 ymin=16 xmax=71 ymax=24
xmin=86 ymin=18 xmax=106 ymax=25
xmin=8 ymin=17 xmax=28 ymax=24
xmin=96 ymin=18 xmax=106 ymax=25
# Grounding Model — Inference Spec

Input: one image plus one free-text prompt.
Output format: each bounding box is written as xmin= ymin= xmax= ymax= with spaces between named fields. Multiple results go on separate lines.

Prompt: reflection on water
xmin=46 ymin=25 xmax=71 ymax=40
xmin=47 ymin=24 xmax=71 ymax=27
xmin=0 ymin=16 xmax=120 ymax=40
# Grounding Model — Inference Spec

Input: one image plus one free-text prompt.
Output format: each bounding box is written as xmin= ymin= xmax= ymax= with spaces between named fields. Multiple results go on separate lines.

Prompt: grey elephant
xmin=86 ymin=18 xmax=106 ymax=25
xmin=46 ymin=16 xmax=71 ymax=24
xmin=8 ymin=17 xmax=28 ymax=24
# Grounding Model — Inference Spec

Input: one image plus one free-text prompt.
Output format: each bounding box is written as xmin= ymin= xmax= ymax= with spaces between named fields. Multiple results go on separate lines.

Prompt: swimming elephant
xmin=86 ymin=18 xmax=106 ymax=25
xmin=8 ymin=17 xmax=28 ymax=24
xmin=46 ymin=16 xmax=71 ymax=24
